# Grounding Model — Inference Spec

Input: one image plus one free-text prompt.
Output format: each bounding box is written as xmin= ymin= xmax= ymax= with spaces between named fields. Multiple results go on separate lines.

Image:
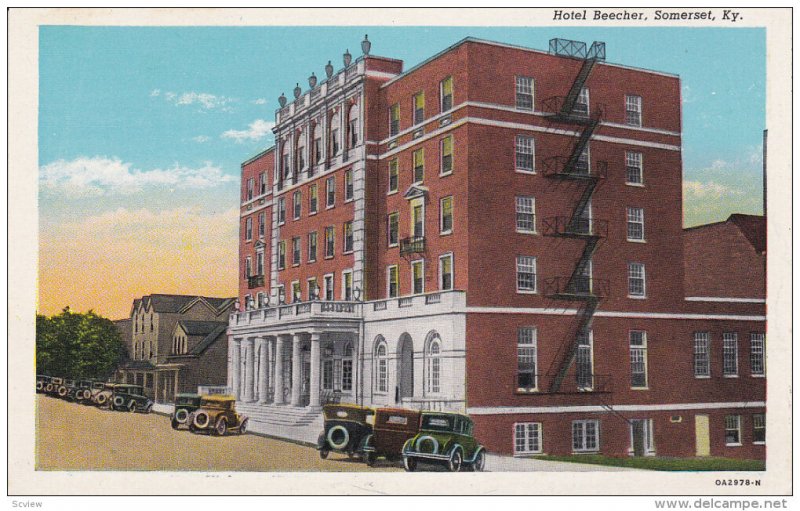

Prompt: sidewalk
xmin=486 ymin=454 xmax=639 ymax=472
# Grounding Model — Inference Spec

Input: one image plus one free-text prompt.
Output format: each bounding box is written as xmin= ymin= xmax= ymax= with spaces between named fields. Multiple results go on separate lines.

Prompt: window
xmin=412 ymin=260 xmax=424 ymax=294
xmin=411 ymin=200 xmax=424 ymax=238
xmin=440 ymin=136 xmax=453 ymax=175
xmin=293 ymin=191 xmax=301 ymax=220
xmin=258 ymin=212 xmax=265 ymax=238
xmin=309 ymin=184 xmax=318 ymax=214
xmin=439 ymin=253 xmax=453 ymax=291
xmin=413 ymin=92 xmax=424 ymax=125
xmin=515 ymin=135 xmax=535 ymax=172
xmin=425 ymin=336 xmax=441 ymax=394
xmin=277 ymin=197 xmax=286 ymax=225
xmin=388 ymin=159 xmax=399 ymax=193
xmin=259 ymin=172 xmax=267 ymax=195
xmin=375 ymin=341 xmax=388 ymax=393
xmin=517 ymin=327 xmax=537 ymax=391
xmin=725 ymin=415 xmax=742 ymax=446
xmin=330 ymin=113 xmax=340 ymax=156
xmin=324 ymin=226 xmax=335 ymax=258
xmin=348 ymin=106 xmax=359 ymax=148
xmin=245 ymin=217 xmax=253 ymax=241
xmin=323 ymin=274 xmax=334 ymax=301
xmin=626 ymin=151 xmax=643 ymax=185
xmin=627 ymin=207 xmax=644 ymax=241
xmin=256 ymin=250 xmax=264 ymax=276
xmin=723 ymin=333 xmax=739 ymax=377
xmin=750 ymin=333 xmax=765 ymax=376
xmin=413 ymin=148 xmax=424 ymax=183
xmin=387 ymin=212 xmax=399 ymax=247
xmin=326 ymin=176 xmax=336 ymax=208
xmin=387 ymin=265 xmax=399 ymax=298
xmin=297 ymin=140 xmax=305 ymax=173
xmin=277 ymin=241 xmax=286 ymax=270
xmin=576 ymin=145 xmax=590 ymax=174
xmin=342 ymin=347 xmax=353 ymax=391
xmin=440 ymin=76 xmax=453 ymax=112
xmin=516 ymin=256 xmax=537 ymax=293
xmin=246 ymin=177 xmax=254 ymax=201
xmin=694 ymin=332 xmax=710 ymax=377
xmin=626 ymin=94 xmax=642 ymax=127
xmin=276 ymin=285 xmax=285 ymax=304
xmin=281 ymin=151 xmax=290 ymax=180
xmin=576 ymin=330 xmax=593 ymax=390
xmin=308 ymin=232 xmax=317 ymax=263
xmin=630 ymin=331 xmax=648 ymax=388
xmin=572 ymin=420 xmax=600 ymax=452
xmin=516 ymin=196 xmax=536 ymax=233
xmin=256 ymin=292 xmax=266 ymax=308
xmin=628 ymin=263 xmax=646 ymax=297
xmin=514 ymin=423 xmax=542 ymax=455
xmin=440 ymin=196 xmax=453 ymax=234
xmin=574 ymin=87 xmax=589 ymax=116
xmin=291 ymin=281 xmax=301 ymax=302
xmin=342 ymin=270 xmax=353 ymax=301
xmin=292 ymin=237 xmax=301 ymax=266
xmin=313 ymin=124 xmax=323 ymax=165
xmin=629 ymin=419 xmax=655 ymax=455
xmin=515 ymin=76 xmax=534 ymax=110
xmin=307 ymin=278 xmax=318 ymax=300
xmin=389 ymin=103 xmax=400 ymax=136
xmin=753 ymin=414 xmax=765 ymax=444
xmin=344 ymin=170 xmax=354 ymax=201
xmin=323 ymin=360 xmax=334 ymax=390
xmin=244 ymin=256 xmax=252 ymax=278
xmin=343 ymin=221 xmax=354 ymax=253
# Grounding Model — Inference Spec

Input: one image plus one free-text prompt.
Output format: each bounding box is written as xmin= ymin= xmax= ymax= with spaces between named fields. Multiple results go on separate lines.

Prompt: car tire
xmin=365 ymin=452 xmax=376 ymax=467
xmin=403 ymin=456 xmax=417 ymax=472
xmin=128 ymin=400 xmax=137 ymax=413
xmin=470 ymin=450 xmax=486 ymax=472
xmin=319 ymin=448 xmax=329 ymax=460
xmin=239 ymin=419 xmax=248 ymax=435
xmin=36 ymin=382 xmax=43 ymax=392
xmin=58 ymin=386 xmax=68 ymax=398
xmin=113 ymin=395 xmax=125 ymax=409
xmin=327 ymin=425 xmax=350 ymax=450
xmin=175 ymin=409 xmax=188 ymax=423
xmin=214 ymin=418 xmax=227 ymax=437
xmin=447 ymin=448 xmax=463 ymax=472
xmin=194 ymin=412 xmax=210 ymax=429
xmin=45 ymin=384 xmax=54 ymax=393
xmin=171 ymin=418 xmax=180 ymax=430
xmin=96 ymin=394 xmax=107 ymax=406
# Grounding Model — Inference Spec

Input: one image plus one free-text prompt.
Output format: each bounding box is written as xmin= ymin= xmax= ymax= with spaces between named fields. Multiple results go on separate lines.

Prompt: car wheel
xmin=36 ymin=382 xmax=43 ymax=392
xmin=319 ymin=448 xmax=329 ymax=460
xmin=239 ymin=419 xmax=248 ymax=435
xmin=128 ymin=400 xmax=137 ymax=413
xmin=96 ymin=394 xmax=107 ymax=406
xmin=215 ymin=418 xmax=227 ymax=436
xmin=365 ymin=452 xmax=377 ymax=467
xmin=403 ymin=456 xmax=417 ymax=472
xmin=45 ymin=384 xmax=54 ymax=393
xmin=470 ymin=450 xmax=486 ymax=472
xmin=171 ymin=418 xmax=180 ymax=430
xmin=447 ymin=448 xmax=463 ymax=472
xmin=58 ymin=386 xmax=68 ymax=398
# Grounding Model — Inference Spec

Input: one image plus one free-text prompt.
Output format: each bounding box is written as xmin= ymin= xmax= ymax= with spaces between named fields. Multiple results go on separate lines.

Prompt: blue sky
xmin=38 ymin=26 xmax=766 ymax=318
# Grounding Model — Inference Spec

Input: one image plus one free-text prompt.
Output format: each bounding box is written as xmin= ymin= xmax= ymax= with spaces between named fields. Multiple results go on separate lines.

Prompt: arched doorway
xmin=397 ymin=334 xmax=414 ymax=403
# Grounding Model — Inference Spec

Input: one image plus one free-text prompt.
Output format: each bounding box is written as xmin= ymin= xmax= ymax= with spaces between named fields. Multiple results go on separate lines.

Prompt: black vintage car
xmin=171 ymin=393 xmax=202 ymax=429
xmin=67 ymin=380 xmax=95 ymax=402
xmin=52 ymin=378 xmax=74 ymax=399
xmin=36 ymin=375 xmax=51 ymax=393
xmin=110 ymin=384 xmax=153 ymax=413
xmin=317 ymin=404 xmax=375 ymax=459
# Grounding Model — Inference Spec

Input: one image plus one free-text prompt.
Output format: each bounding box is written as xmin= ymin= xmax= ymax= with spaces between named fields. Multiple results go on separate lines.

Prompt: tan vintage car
xmin=187 ymin=395 xmax=248 ymax=436
xmin=91 ymin=382 xmax=118 ymax=408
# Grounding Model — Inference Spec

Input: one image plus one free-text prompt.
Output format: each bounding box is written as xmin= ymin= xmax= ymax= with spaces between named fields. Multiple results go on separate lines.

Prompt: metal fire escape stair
xmin=560 ymin=58 xmax=598 ymax=116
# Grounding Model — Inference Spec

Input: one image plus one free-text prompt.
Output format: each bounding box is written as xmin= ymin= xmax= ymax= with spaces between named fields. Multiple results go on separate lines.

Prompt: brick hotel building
xmin=227 ymin=36 xmax=766 ymax=459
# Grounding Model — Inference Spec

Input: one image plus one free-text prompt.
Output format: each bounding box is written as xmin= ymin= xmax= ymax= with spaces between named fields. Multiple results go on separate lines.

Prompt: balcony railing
xmin=541 ymin=97 xmax=605 ymax=124
xmin=544 ymin=276 xmax=610 ymax=300
xmin=541 ymin=157 xmax=608 ymax=179
xmin=399 ymin=236 xmax=426 ymax=255
xmin=247 ymin=275 xmax=265 ymax=289
xmin=516 ymin=373 xmax=613 ymax=394
xmin=542 ymin=217 xmax=609 ymax=239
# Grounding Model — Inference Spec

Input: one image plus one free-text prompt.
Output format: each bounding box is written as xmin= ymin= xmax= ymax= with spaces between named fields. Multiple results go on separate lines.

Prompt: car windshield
xmin=177 ymin=396 xmax=198 ymax=405
xmin=420 ymin=414 xmax=456 ymax=433
xmin=200 ymin=398 xmax=230 ymax=409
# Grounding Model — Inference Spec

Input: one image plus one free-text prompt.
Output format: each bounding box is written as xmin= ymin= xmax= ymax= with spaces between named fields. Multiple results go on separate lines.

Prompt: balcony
xmin=542 ymin=217 xmax=609 ymax=239
xmin=399 ymin=236 xmax=426 ymax=256
xmin=247 ymin=275 xmax=265 ymax=289
xmin=230 ymin=300 xmax=362 ymax=331
xmin=544 ymin=276 xmax=610 ymax=300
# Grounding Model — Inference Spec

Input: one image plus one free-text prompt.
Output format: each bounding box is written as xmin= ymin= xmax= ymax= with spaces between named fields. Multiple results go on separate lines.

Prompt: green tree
xmin=36 ymin=307 xmax=126 ymax=380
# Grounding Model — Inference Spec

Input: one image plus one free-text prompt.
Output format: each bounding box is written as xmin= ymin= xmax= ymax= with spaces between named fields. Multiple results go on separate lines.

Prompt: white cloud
xmin=150 ymin=89 xmax=161 ymax=97
xmin=154 ymin=90 xmax=234 ymax=110
xmin=39 ymin=156 xmax=235 ymax=197
xmin=221 ymin=119 xmax=275 ymax=143
xmin=192 ymin=135 xmax=211 ymax=143
xmin=252 ymin=98 xmax=267 ymax=105
xmin=683 ymin=180 xmax=743 ymax=200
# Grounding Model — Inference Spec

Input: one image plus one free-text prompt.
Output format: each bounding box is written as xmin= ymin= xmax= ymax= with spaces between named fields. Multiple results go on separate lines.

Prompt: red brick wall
xmin=239 ymin=149 xmax=274 ymax=304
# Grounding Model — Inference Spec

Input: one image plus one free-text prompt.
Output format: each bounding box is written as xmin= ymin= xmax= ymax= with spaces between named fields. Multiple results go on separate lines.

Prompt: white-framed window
xmin=256 ymin=250 xmax=264 ymax=276
xmin=388 ymin=159 xmax=399 ymax=193
xmin=323 ymin=273 xmax=334 ymax=301
xmin=275 ymin=285 xmax=285 ymax=305
xmin=515 ymin=76 xmax=534 ymax=110
xmin=244 ymin=256 xmax=252 ymax=278
xmin=576 ymin=145 xmax=590 ymax=174
xmin=313 ymin=123 xmax=323 ymax=165
xmin=307 ymin=231 xmax=317 ymax=262
xmin=517 ymin=327 xmax=537 ymax=391
xmin=344 ymin=169 xmax=354 ymax=201
xmin=259 ymin=172 xmax=267 ymax=195
xmin=626 ymin=94 xmax=642 ymax=127
xmin=277 ymin=241 xmax=286 ymax=270
xmin=411 ymin=260 xmax=425 ymax=295
xmin=291 ymin=280 xmax=301 ymax=302
xmin=297 ymin=135 xmax=306 ymax=172
xmin=572 ymin=419 xmax=600 ymax=452
xmin=374 ymin=339 xmax=388 ymax=393
xmin=258 ymin=212 xmax=265 ymax=238
xmin=516 ymin=256 xmax=537 ymax=293
xmin=330 ymin=113 xmax=341 ymax=156
xmin=307 ymin=278 xmax=318 ymax=300
xmin=574 ymin=87 xmax=590 ymax=116
xmin=411 ymin=199 xmax=425 ymax=238
xmin=425 ymin=335 xmax=441 ymax=394
xmin=342 ymin=269 xmax=353 ymax=301
xmin=277 ymin=197 xmax=286 ymax=225
xmin=293 ymin=190 xmax=302 ymax=220
xmin=628 ymin=262 xmax=646 ymax=298
xmin=246 ymin=177 xmax=254 ymax=201
xmin=291 ymin=237 xmax=301 ymax=266
xmin=514 ymin=423 xmax=543 ymax=455
xmin=324 ymin=226 xmax=335 ymax=258
xmin=387 ymin=265 xmax=399 ymax=298
xmin=694 ymin=332 xmax=710 ymax=377
xmin=630 ymin=330 xmax=648 ymax=388
xmin=626 ymin=151 xmax=643 ymax=185
xmin=413 ymin=148 xmax=425 ymax=183
xmin=342 ymin=343 xmax=354 ymax=391
xmin=411 ymin=91 xmax=425 ymax=125
xmin=309 ymin=184 xmax=318 ymax=214
xmin=256 ymin=291 xmax=266 ymax=309
xmin=440 ymin=76 xmax=453 ymax=112
xmin=348 ymin=105 xmax=359 ymax=149
xmin=515 ymin=135 xmax=535 ymax=173
xmin=326 ymin=176 xmax=336 ymax=208
xmin=752 ymin=413 xmax=765 ymax=444
xmin=323 ymin=359 xmax=334 ymax=390
xmin=440 ymin=196 xmax=453 ymax=235
xmin=576 ymin=330 xmax=594 ymax=390
xmin=389 ymin=103 xmax=400 ymax=136
xmin=725 ymin=415 xmax=742 ymax=446
xmin=440 ymin=135 xmax=453 ymax=175
xmin=723 ymin=332 xmax=739 ymax=377
xmin=516 ymin=196 xmax=536 ymax=233
xmin=627 ymin=207 xmax=645 ymax=241
xmin=343 ymin=221 xmax=354 ymax=254
xmin=244 ymin=217 xmax=253 ymax=241
xmin=439 ymin=253 xmax=453 ymax=291
xmin=750 ymin=333 xmax=765 ymax=376
xmin=387 ymin=212 xmax=399 ymax=247
xmin=628 ymin=419 xmax=655 ymax=455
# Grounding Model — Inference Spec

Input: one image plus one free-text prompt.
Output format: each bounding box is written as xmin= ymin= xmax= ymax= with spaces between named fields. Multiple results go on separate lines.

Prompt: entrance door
xmin=631 ymin=419 xmax=646 ymax=457
xmin=397 ymin=337 xmax=414 ymax=402
xmin=302 ymin=361 xmax=311 ymax=406
xmin=695 ymin=415 xmax=711 ymax=457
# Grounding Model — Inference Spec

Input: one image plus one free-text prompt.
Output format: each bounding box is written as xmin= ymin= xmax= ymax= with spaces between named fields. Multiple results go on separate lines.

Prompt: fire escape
xmin=541 ymin=39 xmax=610 ymax=394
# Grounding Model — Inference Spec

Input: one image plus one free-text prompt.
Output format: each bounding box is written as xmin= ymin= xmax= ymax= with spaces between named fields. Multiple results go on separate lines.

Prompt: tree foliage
xmin=36 ymin=307 xmax=127 ymax=380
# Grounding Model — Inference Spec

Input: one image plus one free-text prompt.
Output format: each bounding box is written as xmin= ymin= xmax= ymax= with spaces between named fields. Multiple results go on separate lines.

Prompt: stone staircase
xmin=234 ymin=402 xmax=324 ymax=445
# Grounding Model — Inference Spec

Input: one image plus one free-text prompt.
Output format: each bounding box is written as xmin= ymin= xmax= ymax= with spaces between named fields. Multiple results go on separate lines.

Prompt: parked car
xmin=360 ymin=408 xmax=421 ymax=467
xmin=68 ymin=380 xmax=97 ymax=402
xmin=92 ymin=383 xmax=118 ymax=408
xmin=402 ymin=412 xmax=486 ymax=472
xmin=316 ymin=404 xmax=375 ymax=459
xmin=64 ymin=380 xmax=88 ymax=401
xmin=46 ymin=377 xmax=65 ymax=397
xmin=187 ymin=395 xmax=248 ymax=436
xmin=110 ymin=384 xmax=153 ymax=413
xmin=36 ymin=375 xmax=51 ymax=393
xmin=171 ymin=393 xmax=202 ymax=429
xmin=86 ymin=381 xmax=110 ymax=405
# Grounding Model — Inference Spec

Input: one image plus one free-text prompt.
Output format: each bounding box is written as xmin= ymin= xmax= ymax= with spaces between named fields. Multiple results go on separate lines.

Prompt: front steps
xmin=235 ymin=401 xmax=324 ymax=445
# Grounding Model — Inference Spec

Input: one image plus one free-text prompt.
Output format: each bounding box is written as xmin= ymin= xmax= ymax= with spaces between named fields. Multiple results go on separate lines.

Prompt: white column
xmin=291 ymin=333 xmax=303 ymax=406
xmin=273 ymin=336 xmax=286 ymax=405
xmin=231 ymin=338 xmax=241 ymax=400
xmin=243 ymin=338 xmax=255 ymax=402
xmin=258 ymin=337 xmax=269 ymax=404
xmin=309 ymin=334 xmax=322 ymax=407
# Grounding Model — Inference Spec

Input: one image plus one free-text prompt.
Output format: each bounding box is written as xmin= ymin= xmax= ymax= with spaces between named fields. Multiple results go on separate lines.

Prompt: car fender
xmin=359 ymin=433 xmax=373 ymax=451
xmin=316 ymin=432 xmax=327 ymax=450
xmin=465 ymin=446 xmax=485 ymax=464
xmin=402 ymin=437 xmax=415 ymax=454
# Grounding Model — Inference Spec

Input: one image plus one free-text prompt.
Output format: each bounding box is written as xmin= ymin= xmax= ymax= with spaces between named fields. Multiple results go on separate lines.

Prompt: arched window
xmin=313 ymin=123 xmax=323 ymax=165
xmin=374 ymin=337 xmax=388 ymax=393
xmin=348 ymin=104 xmax=359 ymax=149
xmin=296 ymin=130 xmax=306 ymax=173
xmin=329 ymin=113 xmax=341 ymax=156
xmin=425 ymin=333 xmax=442 ymax=394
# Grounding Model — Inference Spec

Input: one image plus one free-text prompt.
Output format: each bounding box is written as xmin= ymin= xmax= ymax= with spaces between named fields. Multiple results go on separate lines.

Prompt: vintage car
xmin=187 ymin=395 xmax=248 ymax=436
xmin=46 ymin=377 xmax=67 ymax=397
xmin=360 ymin=408 xmax=421 ymax=466
xmin=316 ymin=404 xmax=375 ymax=459
xmin=65 ymin=380 xmax=91 ymax=401
xmin=110 ymin=384 xmax=154 ymax=413
xmin=171 ymin=393 xmax=202 ymax=429
xmin=36 ymin=375 xmax=51 ymax=393
xmin=402 ymin=412 xmax=486 ymax=472
xmin=86 ymin=381 xmax=109 ymax=405
xmin=92 ymin=382 xmax=118 ymax=408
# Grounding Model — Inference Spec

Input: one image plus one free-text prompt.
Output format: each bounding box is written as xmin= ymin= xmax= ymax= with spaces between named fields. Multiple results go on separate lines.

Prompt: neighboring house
xmin=113 ymin=318 xmax=132 ymax=363
xmin=227 ymin=36 xmax=766 ymax=459
xmin=116 ymin=294 xmax=235 ymax=402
